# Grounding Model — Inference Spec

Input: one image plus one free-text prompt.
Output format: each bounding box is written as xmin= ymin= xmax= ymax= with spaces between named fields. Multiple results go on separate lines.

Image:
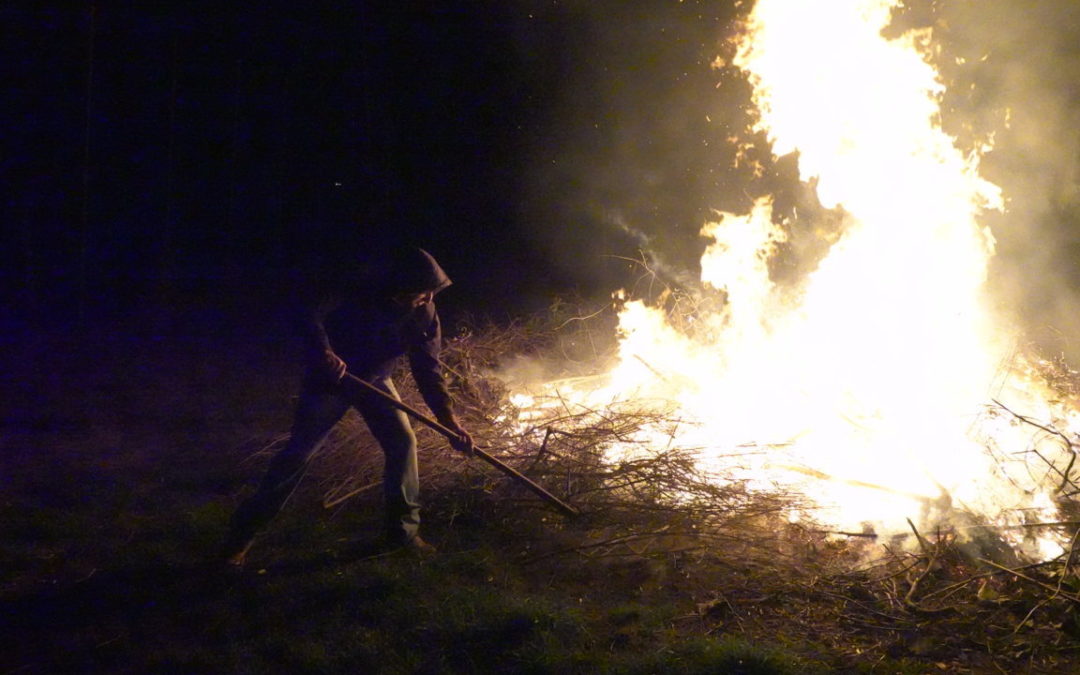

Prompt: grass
xmin=5 ymin=299 xmax=1080 ymax=673
xmin=0 ymin=411 xmax=822 ymax=675
xmin=0 ymin=504 xmax=816 ymax=674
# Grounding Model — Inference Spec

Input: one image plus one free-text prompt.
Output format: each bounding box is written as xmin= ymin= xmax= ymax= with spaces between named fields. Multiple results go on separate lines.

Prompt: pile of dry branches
xmin=275 ymin=296 xmax=1080 ymax=667
xmin=803 ymin=354 xmax=1080 ymax=668
xmin=282 ymin=297 xmax=810 ymax=565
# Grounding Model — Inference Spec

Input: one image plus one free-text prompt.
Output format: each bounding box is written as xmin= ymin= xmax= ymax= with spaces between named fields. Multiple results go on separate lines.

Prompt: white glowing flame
xmin=509 ymin=0 xmax=1077 ymax=556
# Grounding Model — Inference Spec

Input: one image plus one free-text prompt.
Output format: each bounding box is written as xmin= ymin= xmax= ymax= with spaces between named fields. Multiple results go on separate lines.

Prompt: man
xmin=222 ymin=247 xmax=473 ymax=566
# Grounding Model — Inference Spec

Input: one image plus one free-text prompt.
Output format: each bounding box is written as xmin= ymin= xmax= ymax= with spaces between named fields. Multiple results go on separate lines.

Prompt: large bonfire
xmin=505 ymin=0 xmax=1080 ymax=558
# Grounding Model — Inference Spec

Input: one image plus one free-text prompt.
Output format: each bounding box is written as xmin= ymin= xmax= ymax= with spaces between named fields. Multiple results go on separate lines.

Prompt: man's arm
xmin=299 ymin=293 xmax=347 ymax=382
xmin=406 ymin=315 xmax=453 ymax=421
xmin=408 ymin=312 xmax=474 ymax=453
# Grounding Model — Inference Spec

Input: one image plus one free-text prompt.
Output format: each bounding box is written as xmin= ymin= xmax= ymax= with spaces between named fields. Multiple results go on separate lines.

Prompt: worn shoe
xmin=403 ymin=535 xmax=437 ymax=557
xmin=381 ymin=534 xmax=436 ymax=557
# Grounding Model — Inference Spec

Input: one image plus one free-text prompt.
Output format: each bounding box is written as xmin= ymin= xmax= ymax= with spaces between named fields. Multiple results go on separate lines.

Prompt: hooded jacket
xmin=303 ymin=248 xmax=455 ymax=421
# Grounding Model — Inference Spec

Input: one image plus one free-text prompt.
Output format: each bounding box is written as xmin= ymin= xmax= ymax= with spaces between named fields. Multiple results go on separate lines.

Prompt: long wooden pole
xmin=339 ymin=372 xmax=579 ymax=517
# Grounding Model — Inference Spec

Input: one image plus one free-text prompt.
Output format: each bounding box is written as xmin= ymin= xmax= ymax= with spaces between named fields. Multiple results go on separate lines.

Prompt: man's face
xmin=394 ymin=290 xmax=435 ymax=309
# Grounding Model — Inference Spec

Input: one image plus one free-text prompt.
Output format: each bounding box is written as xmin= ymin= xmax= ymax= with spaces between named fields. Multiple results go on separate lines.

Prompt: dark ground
xmin=5 ymin=290 xmax=1080 ymax=673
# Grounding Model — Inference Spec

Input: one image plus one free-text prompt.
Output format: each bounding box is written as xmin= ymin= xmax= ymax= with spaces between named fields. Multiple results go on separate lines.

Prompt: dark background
xmin=2 ymin=1 xmax=757 ymax=327
xmin=4 ymin=1 xmax=1080 ymax=350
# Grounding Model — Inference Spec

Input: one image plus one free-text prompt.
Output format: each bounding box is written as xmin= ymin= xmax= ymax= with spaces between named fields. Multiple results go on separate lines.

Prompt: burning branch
xmin=991 ymin=398 xmax=1080 ymax=495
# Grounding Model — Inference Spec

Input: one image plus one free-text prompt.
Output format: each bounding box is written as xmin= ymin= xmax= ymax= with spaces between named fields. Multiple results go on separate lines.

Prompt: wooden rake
xmin=339 ymin=372 xmax=579 ymax=517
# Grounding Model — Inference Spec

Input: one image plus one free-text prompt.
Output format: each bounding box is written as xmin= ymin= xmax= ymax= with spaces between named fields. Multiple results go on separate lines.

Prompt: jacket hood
xmin=387 ymin=247 xmax=452 ymax=295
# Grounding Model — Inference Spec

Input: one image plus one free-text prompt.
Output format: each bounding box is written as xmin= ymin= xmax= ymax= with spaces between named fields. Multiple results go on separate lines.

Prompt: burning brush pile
xmin=285 ymin=294 xmax=1080 ymax=665
xmin=278 ymin=293 xmax=1080 ymax=665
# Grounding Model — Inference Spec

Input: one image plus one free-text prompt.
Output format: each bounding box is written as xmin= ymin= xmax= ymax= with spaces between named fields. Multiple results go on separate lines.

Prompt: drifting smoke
xmin=515 ymin=1 xmax=1080 ymax=362
xmin=927 ymin=1 xmax=1080 ymax=364
xmin=512 ymin=0 xmax=754 ymax=298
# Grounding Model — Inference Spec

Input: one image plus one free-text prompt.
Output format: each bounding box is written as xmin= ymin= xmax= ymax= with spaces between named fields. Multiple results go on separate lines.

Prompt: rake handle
xmin=339 ymin=372 xmax=579 ymax=517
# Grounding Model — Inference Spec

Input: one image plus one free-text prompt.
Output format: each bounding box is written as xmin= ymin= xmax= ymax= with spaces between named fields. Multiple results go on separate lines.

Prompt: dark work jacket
xmin=302 ymin=249 xmax=455 ymax=421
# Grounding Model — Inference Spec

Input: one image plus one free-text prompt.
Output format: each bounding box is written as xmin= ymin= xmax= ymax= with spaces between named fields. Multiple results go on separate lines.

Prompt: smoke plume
xmin=931 ymin=0 xmax=1080 ymax=362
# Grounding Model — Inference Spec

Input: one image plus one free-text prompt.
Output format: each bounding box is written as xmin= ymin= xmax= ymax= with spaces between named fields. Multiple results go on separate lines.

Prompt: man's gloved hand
xmin=440 ymin=417 xmax=475 ymax=456
xmin=315 ymin=348 xmax=347 ymax=384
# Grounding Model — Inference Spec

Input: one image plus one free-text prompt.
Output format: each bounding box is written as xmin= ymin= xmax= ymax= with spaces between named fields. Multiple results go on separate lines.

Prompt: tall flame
xmin=511 ymin=0 xmax=1078 ymax=557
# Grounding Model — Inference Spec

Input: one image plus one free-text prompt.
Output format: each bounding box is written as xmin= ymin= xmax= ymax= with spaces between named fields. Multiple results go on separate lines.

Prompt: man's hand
xmin=440 ymin=417 xmax=475 ymax=456
xmin=315 ymin=349 xmax=347 ymax=384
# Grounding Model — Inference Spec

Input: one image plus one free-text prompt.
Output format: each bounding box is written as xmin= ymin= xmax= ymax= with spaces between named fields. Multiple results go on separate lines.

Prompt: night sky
xmin=3 ymin=1 xmax=752 ymax=323
xmin=5 ymin=1 xmax=1080 ymax=345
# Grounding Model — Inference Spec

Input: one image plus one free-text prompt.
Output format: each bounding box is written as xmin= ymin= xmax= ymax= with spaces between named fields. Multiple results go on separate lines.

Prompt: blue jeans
xmin=226 ymin=375 xmax=421 ymax=550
